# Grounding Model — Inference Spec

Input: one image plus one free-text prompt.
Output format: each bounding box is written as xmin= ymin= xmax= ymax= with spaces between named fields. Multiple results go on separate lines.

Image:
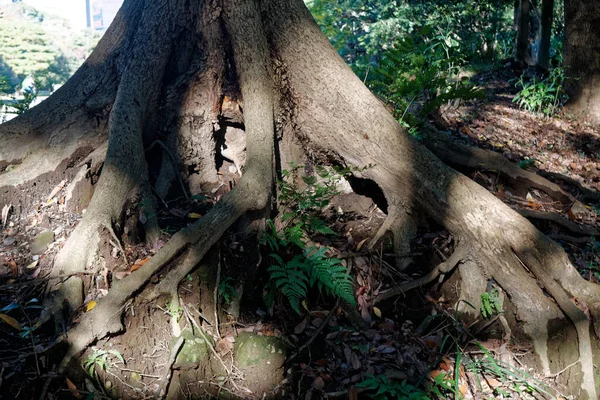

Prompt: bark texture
xmin=515 ymin=0 xmax=530 ymax=63
xmin=564 ymin=0 xmax=600 ymax=124
xmin=537 ymin=0 xmax=554 ymax=69
xmin=0 ymin=0 xmax=599 ymax=397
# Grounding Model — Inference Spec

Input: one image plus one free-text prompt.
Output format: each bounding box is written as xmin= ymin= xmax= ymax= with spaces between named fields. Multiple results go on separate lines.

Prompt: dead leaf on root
xmin=130 ymin=257 xmax=150 ymax=272
xmin=0 ymin=313 xmax=21 ymax=330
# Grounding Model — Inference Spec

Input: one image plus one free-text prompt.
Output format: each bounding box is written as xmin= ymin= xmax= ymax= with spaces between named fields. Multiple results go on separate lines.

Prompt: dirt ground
xmin=1 ymin=67 xmax=600 ymax=399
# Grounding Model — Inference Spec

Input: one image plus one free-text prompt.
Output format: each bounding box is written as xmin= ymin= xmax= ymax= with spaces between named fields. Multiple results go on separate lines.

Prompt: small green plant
xmin=368 ymin=25 xmax=483 ymax=129
xmin=358 ymin=375 xmax=429 ymax=400
xmin=513 ymin=68 xmax=568 ymax=117
xmin=84 ymin=347 xmax=125 ymax=377
xmin=480 ymin=288 xmax=502 ymax=319
xmin=262 ymin=164 xmax=357 ymax=313
xmin=357 ymin=373 xmax=458 ymax=400
xmin=166 ymin=302 xmax=183 ymax=320
xmin=267 ymin=245 xmax=355 ymax=314
xmin=219 ymin=277 xmax=237 ymax=305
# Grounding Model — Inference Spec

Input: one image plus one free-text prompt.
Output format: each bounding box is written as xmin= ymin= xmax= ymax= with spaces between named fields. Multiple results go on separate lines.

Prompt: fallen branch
xmin=374 ymin=244 xmax=469 ymax=303
xmin=517 ymin=209 xmax=600 ymax=236
xmin=423 ymin=127 xmax=577 ymax=206
xmin=158 ymin=335 xmax=184 ymax=398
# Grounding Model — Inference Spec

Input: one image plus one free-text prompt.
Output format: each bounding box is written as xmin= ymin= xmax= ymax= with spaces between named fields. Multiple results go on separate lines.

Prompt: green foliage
xmin=512 ymin=68 xmax=568 ymax=117
xmin=277 ymin=164 xmax=346 ymax=233
xmin=219 ymin=277 xmax=237 ymax=306
xmin=517 ymin=158 xmax=536 ymax=169
xmin=0 ymin=3 xmax=101 ymax=90
xmin=267 ymin=246 xmax=355 ymax=314
xmin=262 ymin=164 xmax=357 ymax=313
xmin=84 ymin=347 xmax=125 ymax=377
xmin=368 ymin=25 xmax=483 ymax=126
xmin=467 ymin=342 xmax=554 ymax=398
xmin=357 ymin=373 xmax=457 ymax=400
xmin=307 ymin=0 xmax=514 ymax=79
xmin=480 ymin=288 xmax=502 ymax=319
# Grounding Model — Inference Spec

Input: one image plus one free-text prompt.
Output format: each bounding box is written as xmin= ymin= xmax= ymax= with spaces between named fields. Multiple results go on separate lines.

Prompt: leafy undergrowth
xmin=1 ymin=68 xmax=600 ymax=399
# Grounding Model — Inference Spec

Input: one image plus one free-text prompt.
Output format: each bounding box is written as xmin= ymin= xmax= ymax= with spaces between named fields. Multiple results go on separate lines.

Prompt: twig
xmin=158 ymin=335 xmax=184 ymax=398
xmin=375 ymin=244 xmax=469 ymax=303
xmin=214 ymin=248 xmax=221 ymax=338
xmin=546 ymin=360 xmax=580 ymax=378
xmin=181 ymin=303 xmax=240 ymax=391
xmin=288 ymin=299 xmax=340 ymax=364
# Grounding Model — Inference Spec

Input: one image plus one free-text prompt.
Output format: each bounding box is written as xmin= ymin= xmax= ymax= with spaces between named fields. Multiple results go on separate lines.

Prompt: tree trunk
xmin=515 ymin=0 xmax=531 ymax=63
xmin=537 ymin=0 xmax=554 ymax=69
xmin=564 ymin=0 xmax=600 ymax=123
xmin=1 ymin=0 xmax=599 ymax=398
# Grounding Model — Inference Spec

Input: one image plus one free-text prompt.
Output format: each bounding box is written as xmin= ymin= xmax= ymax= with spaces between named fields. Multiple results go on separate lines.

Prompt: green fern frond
xmin=267 ymin=258 xmax=309 ymax=314
xmin=304 ymin=247 xmax=356 ymax=307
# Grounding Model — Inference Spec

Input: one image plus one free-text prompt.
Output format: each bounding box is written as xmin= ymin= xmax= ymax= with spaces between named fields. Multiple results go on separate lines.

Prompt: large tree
xmin=0 ymin=0 xmax=599 ymax=397
xmin=564 ymin=0 xmax=600 ymax=123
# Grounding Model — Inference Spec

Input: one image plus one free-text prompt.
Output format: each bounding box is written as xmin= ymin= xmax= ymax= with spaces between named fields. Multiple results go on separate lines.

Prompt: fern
xmin=480 ymin=288 xmax=503 ymax=319
xmin=267 ymin=247 xmax=356 ymax=314
xmin=268 ymin=254 xmax=309 ymax=314
xmin=304 ymin=247 xmax=356 ymax=307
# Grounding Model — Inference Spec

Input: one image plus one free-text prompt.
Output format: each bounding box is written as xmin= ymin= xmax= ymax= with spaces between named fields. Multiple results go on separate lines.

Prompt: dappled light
xmin=1 ymin=0 xmax=600 ymax=399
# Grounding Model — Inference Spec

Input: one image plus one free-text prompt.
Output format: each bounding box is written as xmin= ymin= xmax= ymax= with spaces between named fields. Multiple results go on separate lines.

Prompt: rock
xmin=3 ymin=237 xmax=16 ymax=246
xmin=30 ymin=231 xmax=54 ymax=255
xmin=174 ymin=328 xmax=210 ymax=367
xmin=234 ymin=332 xmax=286 ymax=396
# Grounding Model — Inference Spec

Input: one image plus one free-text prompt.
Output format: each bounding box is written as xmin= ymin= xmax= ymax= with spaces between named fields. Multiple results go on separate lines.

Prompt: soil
xmin=1 ymin=67 xmax=599 ymax=399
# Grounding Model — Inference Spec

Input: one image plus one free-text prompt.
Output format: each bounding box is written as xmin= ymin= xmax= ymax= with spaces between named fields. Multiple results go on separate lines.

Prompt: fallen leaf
xmin=47 ymin=180 xmax=66 ymax=202
xmin=0 ymin=313 xmax=21 ymax=330
xmin=113 ymin=271 xmax=130 ymax=280
xmin=429 ymin=369 xmax=444 ymax=380
xmin=130 ymin=257 xmax=151 ymax=272
xmin=294 ymin=318 xmax=308 ymax=334
xmin=215 ymin=338 xmax=234 ymax=354
xmin=1 ymin=204 xmax=11 ymax=227
xmin=66 ymin=377 xmax=81 ymax=398
xmin=86 ymin=300 xmax=97 ymax=312
xmin=373 ymin=307 xmax=382 ymax=318
xmin=355 ymin=238 xmax=368 ymax=251
xmin=7 ymin=260 xmax=18 ymax=276
xmin=348 ymin=385 xmax=358 ymax=400
xmin=313 ymin=376 xmax=325 ymax=390
xmin=187 ymin=212 xmax=203 ymax=219
xmin=26 ymin=260 xmax=39 ymax=270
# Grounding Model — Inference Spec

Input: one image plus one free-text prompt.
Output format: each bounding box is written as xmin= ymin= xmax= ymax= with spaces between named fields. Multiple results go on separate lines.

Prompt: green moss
xmin=173 ymin=328 xmax=211 ymax=366
xmin=234 ymin=332 xmax=286 ymax=368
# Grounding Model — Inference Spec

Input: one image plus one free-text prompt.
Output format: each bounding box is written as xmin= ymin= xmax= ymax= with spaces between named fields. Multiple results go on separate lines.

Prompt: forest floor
xmin=0 ymin=66 xmax=599 ymax=399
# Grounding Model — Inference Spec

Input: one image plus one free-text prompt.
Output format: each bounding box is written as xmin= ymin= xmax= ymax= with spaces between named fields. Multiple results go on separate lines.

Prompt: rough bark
xmin=564 ymin=0 xmax=600 ymax=124
xmin=537 ymin=0 xmax=554 ymax=69
xmin=0 ymin=0 xmax=598 ymax=397
xmin=515 ymin=0 xmax=531 ymax=63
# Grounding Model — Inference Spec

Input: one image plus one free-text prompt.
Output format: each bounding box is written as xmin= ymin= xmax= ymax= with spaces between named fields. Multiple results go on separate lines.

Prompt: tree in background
xmin=0 ymin=2 xmax=100 ymax=91
xmin=564 ymin=0 xmax=600 ymax=123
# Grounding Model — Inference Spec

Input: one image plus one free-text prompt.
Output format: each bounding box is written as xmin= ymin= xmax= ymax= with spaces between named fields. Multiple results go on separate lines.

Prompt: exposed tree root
xmin=374 ymin=244 xmax=470 ymax=303
xmin=260 ymin=1 xmax=600 ymax=396
xmin=368 ymin=203 xmax=417 ymax=271
xmin=57 ymin=0 xmax=275 ymax=375
xmin=42 ymin=0 xmax=183 ymax=328
xmin=422 ymin=126 xmax=579 ymax=206
xmin=518 ymin=209 xmax=600 ymax=236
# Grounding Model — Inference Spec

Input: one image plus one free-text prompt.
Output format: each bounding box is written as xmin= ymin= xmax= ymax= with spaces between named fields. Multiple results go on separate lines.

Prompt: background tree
xmin=0 ymin=0 xmax=598 ymax=397
xmin=537 ymin=0 xmax=554 ymax=69
xmin=564 ymin=0 xmax=600 ymax=123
